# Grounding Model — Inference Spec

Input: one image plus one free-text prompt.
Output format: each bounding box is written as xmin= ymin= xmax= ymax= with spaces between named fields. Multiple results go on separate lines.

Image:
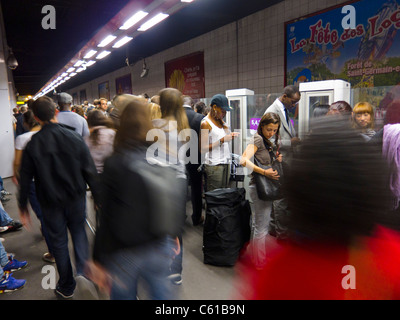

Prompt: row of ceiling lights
xmin=34 ymin=0 xmax=195 ymax=99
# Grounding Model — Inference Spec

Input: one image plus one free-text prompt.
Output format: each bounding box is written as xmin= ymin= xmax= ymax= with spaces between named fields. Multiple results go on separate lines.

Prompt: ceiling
xmin=1 ymin=0 xmax=282 ymax=96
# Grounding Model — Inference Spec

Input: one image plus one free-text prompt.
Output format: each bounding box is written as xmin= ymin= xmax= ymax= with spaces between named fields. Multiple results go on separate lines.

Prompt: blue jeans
xmin=0 ymin=207 xmax=13 ymax=227
xmin=28 ymin=182 xmax=53 ymax=255
xmin=41 ymin=196 xmax=88 ymax=294
xmin=0 ymin=241 xmax=9 ymax=279
xmin=107 ymin=238 xmax=175 ymax=300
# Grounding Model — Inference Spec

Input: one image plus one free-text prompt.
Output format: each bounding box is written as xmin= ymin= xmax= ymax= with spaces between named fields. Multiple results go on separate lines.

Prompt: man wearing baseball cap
xmin=200 ymin=94 xmax=239 ymax=191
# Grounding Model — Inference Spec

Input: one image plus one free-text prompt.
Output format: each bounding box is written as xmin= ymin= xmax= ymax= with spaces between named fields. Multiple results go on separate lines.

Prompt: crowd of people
xmin=1 ymin=84 xmax=400 ymax=300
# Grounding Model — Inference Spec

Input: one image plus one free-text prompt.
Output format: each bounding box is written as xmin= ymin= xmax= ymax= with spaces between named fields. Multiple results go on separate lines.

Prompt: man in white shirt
xmin=56 ymin=93 xmax=89 ymax=137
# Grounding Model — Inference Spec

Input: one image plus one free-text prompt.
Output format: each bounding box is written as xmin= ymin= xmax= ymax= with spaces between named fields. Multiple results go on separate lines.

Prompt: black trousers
xmin=186 ymin=163 xmax=203 ymax=225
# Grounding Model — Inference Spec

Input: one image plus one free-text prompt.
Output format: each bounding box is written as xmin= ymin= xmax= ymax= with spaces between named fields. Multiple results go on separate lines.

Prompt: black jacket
xmin=184 ymin=106 xmax=204 ymax=164
xmin=18 ymin=123 xmax=100 ymax=209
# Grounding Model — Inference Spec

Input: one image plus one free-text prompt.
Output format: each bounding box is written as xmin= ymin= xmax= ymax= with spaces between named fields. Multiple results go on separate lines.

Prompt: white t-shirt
xmin=15 ymin=131 xmax=38 ymax=150
xmin=204 ymin=116 xmax=231 ymax=165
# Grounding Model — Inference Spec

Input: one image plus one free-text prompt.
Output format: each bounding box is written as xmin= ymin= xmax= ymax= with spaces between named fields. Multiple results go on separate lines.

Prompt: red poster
xmin=165 ymin=51 xmax=205 ymax=99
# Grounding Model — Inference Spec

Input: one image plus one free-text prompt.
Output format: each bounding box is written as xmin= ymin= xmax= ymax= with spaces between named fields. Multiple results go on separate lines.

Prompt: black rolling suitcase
xmin=203 ymin=187 xmax=251 ymax=266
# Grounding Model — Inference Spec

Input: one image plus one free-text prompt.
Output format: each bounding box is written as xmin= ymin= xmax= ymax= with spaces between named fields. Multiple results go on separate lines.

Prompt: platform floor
xmin=0 ymin=177 xmax=239 ymax=300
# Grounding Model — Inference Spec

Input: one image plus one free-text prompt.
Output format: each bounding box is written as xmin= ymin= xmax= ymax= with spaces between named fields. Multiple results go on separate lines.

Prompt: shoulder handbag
xmin=253 ymin=145 xmax=284 ymax=201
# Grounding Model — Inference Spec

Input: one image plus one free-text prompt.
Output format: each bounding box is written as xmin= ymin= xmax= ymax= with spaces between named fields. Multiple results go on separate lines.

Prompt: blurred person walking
xmin=152 ymin=88 xmax=189 ymax=285
xmin=88 ymin=96 xmax=181 ymax=299
xmin=236 ymin=116 xmax=399 ymax=300
xmin=17 ymin=96 xmax=101 ymax=299
xmin=84 ymin=109 xmax=116 ymax=174
xmin=12 ymin=110 xmax=54 ymax=263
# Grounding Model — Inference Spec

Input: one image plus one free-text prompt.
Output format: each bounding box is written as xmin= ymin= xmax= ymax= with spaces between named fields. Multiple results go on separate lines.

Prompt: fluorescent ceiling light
xmin=64 ymin=76 xmax=71 ymax=80
xmin=138 ymin=13 xmax=169 ymax=31
xmin=66 ymin=67 xmax=75 ymax=73
xmin=181 ymin=0 xmax=194 ymax=2
xmin=85 ymin=60 xmax=96 ymax=67
xmin=96 ymin=50 xmax=111 ymax=60
xmin=76 ymin=67 xmax=85 ymax=73
xmin=119 ymin=11 xmax=148 ymax=30
xmin=61 ymin=72 xmax=68 ymax=77
xmin=113 ymin=36 xmax=133 ymax=48
xmin=74 ymin=60 xmax=84 ymax=67
xmin=83 ymin=50 xmax=97 ymax=59
xmin=112 ymin=36 xmax=133 ymax=48
xmin=97 ymin=35 xmax=116 ymax=47
xmin=69 ymin=72 xmax=77 ymax=77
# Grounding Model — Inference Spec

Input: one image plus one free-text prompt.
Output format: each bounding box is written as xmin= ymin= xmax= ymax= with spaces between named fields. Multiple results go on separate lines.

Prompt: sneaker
xmin=0 ymin=223 xmax=22 ymax=234
xmin=167 ymin=273 xmax=182 ymax=285
xmin=0 ymin=226 xmax=9 ymax=233
xmin=55 ymin=286 xmax=74 ymax=299
xmin=0 ymin=273 xmax=26 ymax=293
xmin=3 ymin=221 xmax=23 ymax=233
xmin=3 ymin=256 xmax=28 ymax=272
xmin=1 ymin=190 xmax=11 ymax=196
xmin=42 ymin=252 xmax=55 ymax=263
xmin=0 ymin=196 xmax=10 ymax=203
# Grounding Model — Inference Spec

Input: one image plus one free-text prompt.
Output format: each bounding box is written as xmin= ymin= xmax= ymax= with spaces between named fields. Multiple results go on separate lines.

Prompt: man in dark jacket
xmin=18 ymin=96 xmax=100 ymax=299
xmin=183 ymin=95 xmax=205 ymax=226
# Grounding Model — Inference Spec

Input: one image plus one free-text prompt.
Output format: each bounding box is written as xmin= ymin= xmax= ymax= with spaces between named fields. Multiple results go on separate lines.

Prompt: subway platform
xmin=0 ymin=177 xmax=237 ymax=300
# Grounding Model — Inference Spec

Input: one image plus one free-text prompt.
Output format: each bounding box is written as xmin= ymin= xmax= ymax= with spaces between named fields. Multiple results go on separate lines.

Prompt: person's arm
xmin=12 ymin=149 xmax=23 ymax=185
xmin=240 ymin=143 xmax=280 ymax=180
xmin=200 ymin=121 xmax=239 ymax=154
xmin=18 ymin=148 xmax=35 ymax=229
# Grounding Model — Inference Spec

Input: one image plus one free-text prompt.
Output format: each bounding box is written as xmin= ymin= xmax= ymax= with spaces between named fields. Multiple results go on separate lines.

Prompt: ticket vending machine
xmin=224 ymin=89 xmax=255 ymax=198
xmin=298 ymin=80 xmax=351 ymax=138
xmin=225 ymin=88 xmax=255 ymax=155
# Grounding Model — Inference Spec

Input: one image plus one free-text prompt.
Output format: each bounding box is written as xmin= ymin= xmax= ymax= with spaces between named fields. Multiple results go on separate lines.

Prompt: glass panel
xmin=309 ymin=95 xmax=330 ymax=120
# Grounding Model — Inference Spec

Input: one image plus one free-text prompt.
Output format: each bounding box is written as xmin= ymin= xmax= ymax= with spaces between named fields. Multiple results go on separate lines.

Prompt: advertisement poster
xmin=165 ymin=51 xmax=205 ymax=99
xmin=79 ymin=89 xmax=86 ymax=104
xmin=98 ymin=81 xmax=110 ymax=100
xmin=285 ymin=0 xmax=400 ymax=89
xmin=115 ymin=74 xmax=132 ymax=94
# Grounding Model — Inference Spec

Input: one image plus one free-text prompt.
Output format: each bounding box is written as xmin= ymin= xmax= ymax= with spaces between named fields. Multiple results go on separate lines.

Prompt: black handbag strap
xmin=262 ymin=138 xmax=278 ymax=163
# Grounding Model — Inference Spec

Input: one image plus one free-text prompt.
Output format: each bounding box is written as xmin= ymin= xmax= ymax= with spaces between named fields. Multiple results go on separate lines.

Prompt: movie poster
xmin=285 ymin=0 xmax=400 ymax=89
xmin=165 ymin=51 xmax=205 ymax=99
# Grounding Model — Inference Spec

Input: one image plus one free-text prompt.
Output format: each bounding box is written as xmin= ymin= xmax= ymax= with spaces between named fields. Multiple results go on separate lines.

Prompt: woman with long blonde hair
xmin=152 ymin=88 xmax=189 ymax=285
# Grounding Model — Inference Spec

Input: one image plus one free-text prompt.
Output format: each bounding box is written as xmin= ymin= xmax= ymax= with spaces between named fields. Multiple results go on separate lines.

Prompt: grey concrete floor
xmin=0 ymin=177 xmax=240 ymax=300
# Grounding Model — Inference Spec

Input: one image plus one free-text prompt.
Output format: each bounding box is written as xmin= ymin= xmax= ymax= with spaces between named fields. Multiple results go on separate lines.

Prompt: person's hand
xmin=276 ymin=151 xmax=283 ymax=163
xmin=291 ymin=137 xmax=301 ymax=146
xmin=223 ymin=132 xmax=240 ymax=143
xmin=264 ymin=168 xmax=280 ymax=180
xmin=172 ymin=237 xmax=181 ymax=257
xmin=19 ymin=207 xmax=32 ymax=231
xmin=11 ymin=176 xmax=19 ymax=186
xmin=85 ymin=261 xmax=112 ymax=294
